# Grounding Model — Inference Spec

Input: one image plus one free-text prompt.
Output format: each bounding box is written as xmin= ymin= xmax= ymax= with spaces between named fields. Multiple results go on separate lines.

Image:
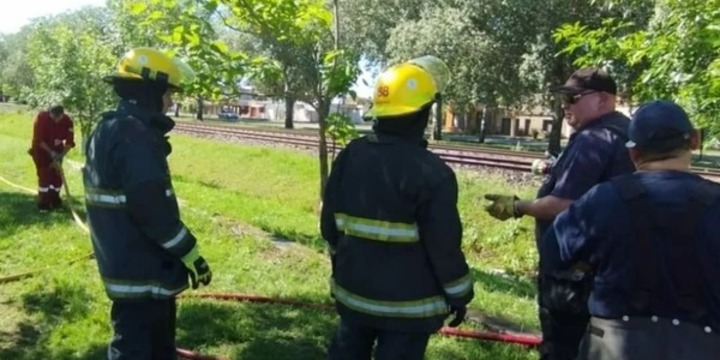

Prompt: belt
xmin=592 ymin=315 xmax=714 ymax=335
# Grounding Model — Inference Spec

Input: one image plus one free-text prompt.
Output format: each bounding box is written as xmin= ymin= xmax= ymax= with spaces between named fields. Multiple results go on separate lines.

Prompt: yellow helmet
xmin=363 ymin=55 xmax=450 ymax=119
xmin=104 ymin=47 xmax=195 ymax=90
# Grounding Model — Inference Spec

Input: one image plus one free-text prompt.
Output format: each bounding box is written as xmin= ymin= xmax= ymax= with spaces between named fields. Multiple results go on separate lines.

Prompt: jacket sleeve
xmin=32 ymin=113 xmax=47 ymax=150
xmin=320 ymin=148 xmax=348 ymax=250
xmin=418 ymin=171 xmax=474 ymax=306
xmin=112 ymin=121 xmax=198 ymax=258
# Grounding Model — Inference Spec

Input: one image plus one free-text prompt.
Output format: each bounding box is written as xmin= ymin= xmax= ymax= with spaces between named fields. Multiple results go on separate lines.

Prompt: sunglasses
xmin=563 ymin=91 xmax=597 ymax=105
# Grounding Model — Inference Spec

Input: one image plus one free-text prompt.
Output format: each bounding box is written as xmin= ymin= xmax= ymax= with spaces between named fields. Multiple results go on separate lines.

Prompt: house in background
xmin=440 ymin=100 xmax=633 ymax=139
xmin=188 ymin=84 xmax=371 ymax=124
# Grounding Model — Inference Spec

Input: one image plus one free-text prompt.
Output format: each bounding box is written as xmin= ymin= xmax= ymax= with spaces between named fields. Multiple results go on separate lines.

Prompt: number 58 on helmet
xmin=363 ymin=55 xmax=450 ymax=120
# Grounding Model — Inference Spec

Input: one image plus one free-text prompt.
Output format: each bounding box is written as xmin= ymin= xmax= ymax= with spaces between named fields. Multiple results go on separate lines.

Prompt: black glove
xmin=447 ymin=305 xmax=467 ymax=327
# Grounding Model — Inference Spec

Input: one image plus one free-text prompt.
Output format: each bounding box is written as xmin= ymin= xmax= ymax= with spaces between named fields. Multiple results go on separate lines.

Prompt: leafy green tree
xmin=0 ymin=29 xmax=36 ymax=101
xmin=125 ymin=0 xmax=252 ymax=121
xmin=24 ymin=7 xmax=117 ymax=144
xmin=555 ymin=0 xmax=720 ymax=138
xmin=127 ymin=0 xmax=359 ymax=195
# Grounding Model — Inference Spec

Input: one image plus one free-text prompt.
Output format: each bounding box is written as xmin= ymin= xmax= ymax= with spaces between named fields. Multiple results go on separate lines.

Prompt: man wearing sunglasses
xmin=484 ymin=68 xmax=636 ymax=360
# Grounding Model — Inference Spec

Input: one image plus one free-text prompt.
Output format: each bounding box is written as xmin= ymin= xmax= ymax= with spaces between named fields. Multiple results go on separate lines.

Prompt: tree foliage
xmin=23 ymin=7 xmax=117 ymax=142
xmin=124 ymin=0 xmax=359 ymax=195
xmin=554 ymin=0 xmax=720 ymax=137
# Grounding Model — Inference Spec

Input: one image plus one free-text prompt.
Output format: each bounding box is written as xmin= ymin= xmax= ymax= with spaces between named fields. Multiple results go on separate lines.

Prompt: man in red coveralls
xmin=28 ymin=105 xmax=75 ymax=211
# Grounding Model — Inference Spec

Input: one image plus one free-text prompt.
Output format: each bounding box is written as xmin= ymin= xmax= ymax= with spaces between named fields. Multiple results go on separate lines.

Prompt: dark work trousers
xmin=107 ymin=298 xmax=178 ymax=360
xmin=539 ymin=306 xmax=589 ymax=360
xmin=537 ymin=277 xmax=590 ymax=360
xmin=32 ymin=157 xmax=62 ymax=210
xmin=327 ymin=318 xmax=432 ymax=360
xmin=578 ymin=316 xmax=720 ymax=360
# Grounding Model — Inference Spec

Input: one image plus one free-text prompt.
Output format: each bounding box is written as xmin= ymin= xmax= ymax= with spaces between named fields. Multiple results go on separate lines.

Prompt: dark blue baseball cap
xmin=626 ymin=100 xmax=693 ymax=149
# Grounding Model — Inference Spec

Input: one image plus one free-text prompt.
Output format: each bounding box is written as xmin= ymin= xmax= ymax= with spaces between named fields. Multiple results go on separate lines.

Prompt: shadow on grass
xmin=0 ymin=280 xmax=106 ymax=360
xmin=0 ymin=191 xmax=78 ymax=239
xmin=177 ymin=299 xmax=337 ymax=360
xmin=266 ymin=229 xmax=325 ymax=252
xmin=472 ymin=268 xmax=536 ymax=300
xmin=466 ymin=268 xmax=540 ymax=334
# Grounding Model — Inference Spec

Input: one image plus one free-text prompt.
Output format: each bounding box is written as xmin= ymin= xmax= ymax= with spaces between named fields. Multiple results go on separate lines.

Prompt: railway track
xmin=173 ymin=122 xmax=720 ymax=182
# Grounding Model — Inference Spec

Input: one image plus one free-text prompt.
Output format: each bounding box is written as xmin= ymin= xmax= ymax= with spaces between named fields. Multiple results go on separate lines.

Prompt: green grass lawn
xmin=0 ymin=108 xmax=540 ymax=359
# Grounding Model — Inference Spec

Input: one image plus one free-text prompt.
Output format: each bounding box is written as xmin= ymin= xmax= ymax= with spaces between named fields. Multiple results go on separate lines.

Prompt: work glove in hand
xmin=447 ymin=305 xmax=467 ymax=327
xmin=181 ymin=246 xmax=212 ymax=289
xmin=483 ymin=194 xmax=520 ymax=221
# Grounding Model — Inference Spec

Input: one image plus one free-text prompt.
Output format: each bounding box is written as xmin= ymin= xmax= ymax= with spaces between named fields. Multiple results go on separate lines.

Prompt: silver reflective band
xmin=337 ymin=220 xmax=418 ymax=237
xmin=162 ymin=227 xmax=188 ymax=250
xmin=86 ymin=188 xmax=174 ymax=205
xmin=86 ymin=193 xmax=127 ymax=205
xmin=444 ymin=275 xmax=472 ymax=296
xmin=105 ymin=282 xmax=184 ymax=297
xmin=335 ymin=213 xmax=419 ymax=242
xmin=331 ymin=280 xmax=447 ymax=318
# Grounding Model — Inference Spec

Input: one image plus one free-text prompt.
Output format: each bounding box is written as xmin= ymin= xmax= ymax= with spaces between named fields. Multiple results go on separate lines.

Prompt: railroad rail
xmin=173 ymin=122 xmax=720 ymax=183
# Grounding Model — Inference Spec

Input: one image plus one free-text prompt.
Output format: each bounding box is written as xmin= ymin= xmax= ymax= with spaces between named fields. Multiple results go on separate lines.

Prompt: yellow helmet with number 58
xmin=363 ymin=55 xmax=450 ymax=119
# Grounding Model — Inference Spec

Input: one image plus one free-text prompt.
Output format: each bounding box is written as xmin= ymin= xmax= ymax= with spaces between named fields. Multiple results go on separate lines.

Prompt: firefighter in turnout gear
xmin=322 ymin=56 xmax=474 ymax=360
xmin=83 ymin=47 xmax=212 ymax=360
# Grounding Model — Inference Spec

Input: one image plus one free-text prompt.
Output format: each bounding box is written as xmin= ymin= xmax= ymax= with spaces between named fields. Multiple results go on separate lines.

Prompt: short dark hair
xmin=49 ymin=105 xmax=64 ymax=116
xmin=633 ymin=129 xmax=693 ymax=162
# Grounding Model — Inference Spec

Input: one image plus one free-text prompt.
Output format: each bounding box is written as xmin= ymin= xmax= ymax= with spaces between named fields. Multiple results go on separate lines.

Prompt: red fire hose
xmin=174 ymin=293 xmax=541 ymax=359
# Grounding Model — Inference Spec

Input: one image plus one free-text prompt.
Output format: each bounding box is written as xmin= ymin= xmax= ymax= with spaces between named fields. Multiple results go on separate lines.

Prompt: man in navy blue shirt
xmin=484 ymin=68 xmax=635 ymax=360
xmin=552 ymin=100 xmax=720 ymax=360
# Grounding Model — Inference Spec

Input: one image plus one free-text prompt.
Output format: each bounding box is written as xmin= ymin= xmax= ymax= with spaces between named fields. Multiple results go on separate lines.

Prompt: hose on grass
xmin=1 ymin=172 xmax=542 ymax=358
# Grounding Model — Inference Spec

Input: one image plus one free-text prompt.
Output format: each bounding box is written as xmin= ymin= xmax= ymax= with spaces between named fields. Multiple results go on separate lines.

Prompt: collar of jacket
xmin=369 ymin=132 xmax=429 ymax=149
xmin=116 ymin=100 xmax=175 ymax=135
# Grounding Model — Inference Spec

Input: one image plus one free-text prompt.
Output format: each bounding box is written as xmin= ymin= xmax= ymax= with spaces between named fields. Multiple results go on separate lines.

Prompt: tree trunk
xmin=174 ymin=103 xmax=181 ymax=117
xmin=318 ymin=98 xmax=330 ymax=198
xmin=195 ymin=97 xmax=204 ymax=121
xmin=547 ymin=98 xmax=564 ymax=156
xmin=284 ymin=95 xmax=295 ymax=129
xmin=546 ymin=56 xmax=573 ymax=156
xmin=432 ymin=97 xmax=443 ymax=141
xmin=479 ymin=107 xmax=490 ymax=144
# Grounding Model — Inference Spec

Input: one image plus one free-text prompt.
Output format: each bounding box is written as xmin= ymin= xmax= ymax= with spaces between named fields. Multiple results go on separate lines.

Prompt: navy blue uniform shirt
xmin=552 ymin=171 xmax=720 ymax=327
xmin=535 ymin=111 xmax=634 ymax=249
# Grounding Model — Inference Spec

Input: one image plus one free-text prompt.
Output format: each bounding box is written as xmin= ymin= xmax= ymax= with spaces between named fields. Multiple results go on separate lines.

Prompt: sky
xmin=0 ymin=0 xmax=106 ymax=35
xmin=0 ymin=0 xmax=376 ymax=98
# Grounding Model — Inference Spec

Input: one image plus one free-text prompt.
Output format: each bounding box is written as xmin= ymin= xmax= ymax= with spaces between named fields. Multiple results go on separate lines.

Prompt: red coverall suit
xmin=29 ymin=111 xmax=75 ymax=210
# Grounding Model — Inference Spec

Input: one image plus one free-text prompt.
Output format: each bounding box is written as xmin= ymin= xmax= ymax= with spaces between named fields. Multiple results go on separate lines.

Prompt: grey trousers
xmin=577 ymin=316 xmax=720 ymax=360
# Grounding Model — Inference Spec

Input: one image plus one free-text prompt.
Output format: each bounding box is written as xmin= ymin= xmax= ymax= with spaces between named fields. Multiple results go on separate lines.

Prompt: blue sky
xmin=0 ymin=0 xmax=376 ymax=98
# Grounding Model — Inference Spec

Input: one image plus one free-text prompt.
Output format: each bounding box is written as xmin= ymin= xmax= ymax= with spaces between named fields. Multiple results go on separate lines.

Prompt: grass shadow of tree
xmin=0 ymin=278 xmax=106 ymax=360
xmin=177 ymin=299 xmax=337 ymax=360
xmin=0 ymin=191 xmax=73 ymax=239
xmin=467 ymin=268 xmax=540 ymax=334
xmin=472 ymin=268 xmax=536 ymax=299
